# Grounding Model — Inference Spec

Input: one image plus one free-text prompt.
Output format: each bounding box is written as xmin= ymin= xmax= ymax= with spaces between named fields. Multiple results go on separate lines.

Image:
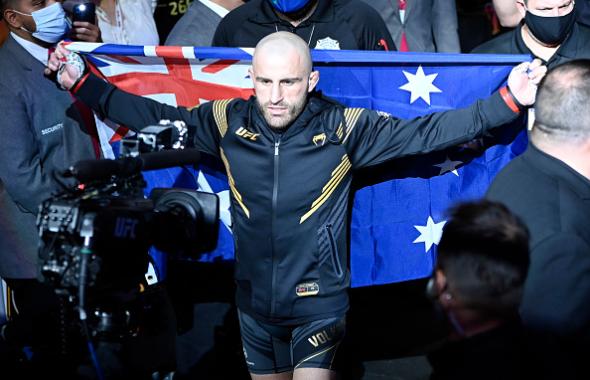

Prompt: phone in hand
xmin=72 ymin=3 xmax=96 ymax=24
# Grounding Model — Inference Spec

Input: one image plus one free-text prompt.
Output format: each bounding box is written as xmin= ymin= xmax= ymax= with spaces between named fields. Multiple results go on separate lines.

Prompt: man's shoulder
xmin=471 ymin=30 xmax=517 ymax=54
xmin=165 ymin=2 xmax=221 ymax=46
xmin=487 ymin=150 xmax=590 ymax=246
xmin=218 ymin=0 xmax=263 ymax=25
xmin=570 ymin=23 xmax=590 ymax=55
xmin=0 ymin=37 xmax=21 ymax=68
xmin=575 ymin=22 xmax=590 ymax=37
xmin=487 ymin=153 xmax=558 ymax=225
xmin=0 ymin=41 xmax=32 ymax=87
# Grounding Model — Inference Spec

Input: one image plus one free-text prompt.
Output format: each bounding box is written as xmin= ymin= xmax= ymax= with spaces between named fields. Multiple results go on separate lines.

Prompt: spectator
xmin=361 ymin=0 xmax=460 ymax=53
xmin=94 ymin=0 xmax=159 ymax=44
xmin=427 ymin=200 xmax=530 ymax=380
xmin=493 ymin=0 xmax=590 ymax=27
xmin=472 ymin=0 xmax=590 ymax=69
xmin=153 ymin=0 xmax=192 ymax=43
xmin=212 ymin=0 xmax=396 ymax=50
xmin=487 ymin=60 xmax=590 ymax=379
xmin=165 ymin=0 xmax=244 ymax=46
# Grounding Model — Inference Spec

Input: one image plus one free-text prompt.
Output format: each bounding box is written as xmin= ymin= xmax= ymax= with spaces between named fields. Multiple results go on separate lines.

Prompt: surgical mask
xmin=13 ymin=3 xmax=71 ymax=43
xmin=269 ymin=0 xmax=311 ymax=13
xmin=524 ymin=4 xmax=577 ymax=46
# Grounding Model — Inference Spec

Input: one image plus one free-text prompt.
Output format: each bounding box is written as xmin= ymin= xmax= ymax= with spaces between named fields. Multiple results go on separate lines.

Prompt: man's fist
xmin=507 ymin=59 xmax=547 ymax=106
xmin=44 ymin=43 xmax=86 ymax=90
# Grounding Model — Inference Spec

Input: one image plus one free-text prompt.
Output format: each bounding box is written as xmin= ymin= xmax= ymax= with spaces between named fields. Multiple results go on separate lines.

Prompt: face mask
xmin=269 ymin=0 xmax=311 ymax=13
xmin=13 ymin=3 xmax=71 ymax=43
xmin=524 ymin=4 xmax=577 ymax=46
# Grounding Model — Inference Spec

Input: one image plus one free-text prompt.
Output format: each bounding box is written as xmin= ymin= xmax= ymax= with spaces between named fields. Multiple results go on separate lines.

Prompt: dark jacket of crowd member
xmin=212 ymin=0 xmax=396 ymax=50
xmin=487 ymin=60 xmax=590 ymax=379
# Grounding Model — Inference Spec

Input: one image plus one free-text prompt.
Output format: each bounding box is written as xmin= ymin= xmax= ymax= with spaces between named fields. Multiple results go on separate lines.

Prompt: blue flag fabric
xmin=310 ymin=52 xmax=530 ymax=287
xmin=80 ymin=46 xmax=530 ymax=287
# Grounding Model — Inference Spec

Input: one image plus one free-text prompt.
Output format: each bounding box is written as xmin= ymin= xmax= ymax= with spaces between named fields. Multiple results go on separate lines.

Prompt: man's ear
xmin=308 ymin=70 xmax=319 ymax=93
xmin=515 ymin=0 xmax=527 ymax=19
xmin=248 ymin=66 xmax=255 ymax=91
xmin=435 ymin=269 xmax=447 ymax=293
xmin=2 ymin=9 xmax=23 ymax=29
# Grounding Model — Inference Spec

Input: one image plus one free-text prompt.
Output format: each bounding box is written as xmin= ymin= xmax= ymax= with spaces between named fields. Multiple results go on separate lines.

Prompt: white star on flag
xmin=413 ymin=216 xmax=447 ymax=252
xmin=434 ymin=156 xmax=463 ymax=176
xmin=197 ymin=171 xmax=232 ymax=230
xmin=399 ymin=65 xmax=442 ymax=105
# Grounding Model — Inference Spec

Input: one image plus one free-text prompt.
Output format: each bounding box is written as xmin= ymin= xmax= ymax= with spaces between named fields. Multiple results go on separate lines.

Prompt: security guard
xmin=473 ymin=0 xmax=590 ymax=69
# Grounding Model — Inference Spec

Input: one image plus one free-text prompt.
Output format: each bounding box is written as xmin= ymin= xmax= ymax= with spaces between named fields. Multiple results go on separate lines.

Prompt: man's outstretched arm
xmin=342 ymin=60 xmax=546 ymax=169
xmin=46 ymin=44 xmax=222 ymax=156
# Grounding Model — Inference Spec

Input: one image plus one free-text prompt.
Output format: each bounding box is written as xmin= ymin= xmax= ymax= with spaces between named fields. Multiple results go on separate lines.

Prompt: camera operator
xmin=47 ymin=31 xmax=545 ymax=379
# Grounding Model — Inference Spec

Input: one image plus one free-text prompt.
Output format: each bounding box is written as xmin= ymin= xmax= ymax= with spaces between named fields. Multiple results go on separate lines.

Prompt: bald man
xmin=47 ymin=32 xmax=544 ymax=379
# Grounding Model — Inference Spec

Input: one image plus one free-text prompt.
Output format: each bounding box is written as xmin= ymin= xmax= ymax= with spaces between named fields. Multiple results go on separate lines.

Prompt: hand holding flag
xmin=507 ymin=59 xmax=547 ymax=106
xmin=45 ymin=43 xmax=85 ymax=90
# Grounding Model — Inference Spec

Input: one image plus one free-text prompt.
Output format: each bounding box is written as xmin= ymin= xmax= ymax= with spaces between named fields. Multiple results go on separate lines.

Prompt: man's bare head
xmin=531 ymin=60 xmax=590 ymax=180
xmin=533 ymin=60 xmax=590 ymax=143
xmin=253 ymin=31 xmax=313 ymax=74
xmin=249 ymin=32 xmax=319 ymax=129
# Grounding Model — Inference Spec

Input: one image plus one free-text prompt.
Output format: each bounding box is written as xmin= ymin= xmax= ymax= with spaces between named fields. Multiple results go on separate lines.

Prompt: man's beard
xmin=258 ymin=96 xmax=307 ymax=130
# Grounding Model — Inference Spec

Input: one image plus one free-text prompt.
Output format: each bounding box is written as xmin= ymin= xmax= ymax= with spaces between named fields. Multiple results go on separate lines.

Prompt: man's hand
xmin=70 ymin=21 xmax=102 ymax=42
xmin=507 ymin=59 xmax=547 ymax=106
xmin=44 ymin=43 xmax=85 ymax=90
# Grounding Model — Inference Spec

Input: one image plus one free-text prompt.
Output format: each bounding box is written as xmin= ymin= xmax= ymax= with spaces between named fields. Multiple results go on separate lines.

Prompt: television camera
xmin=36 ymin=121 xmax=219 ymax=339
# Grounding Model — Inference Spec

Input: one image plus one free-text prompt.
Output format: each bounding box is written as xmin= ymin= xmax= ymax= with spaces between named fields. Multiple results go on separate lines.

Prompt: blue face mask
xmin=13 ymin=3 xmax=71 ymax=43
xmin=269 ymin=0 xmax=311 ymax=13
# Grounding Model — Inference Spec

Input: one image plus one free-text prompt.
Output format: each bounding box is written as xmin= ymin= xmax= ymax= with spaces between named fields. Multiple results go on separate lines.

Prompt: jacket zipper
xmin=270 ymin=139 xmax=281 ymax=316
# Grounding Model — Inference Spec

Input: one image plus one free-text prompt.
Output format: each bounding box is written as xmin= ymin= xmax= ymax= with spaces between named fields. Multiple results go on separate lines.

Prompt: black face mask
xmin=524 ymin=5 xmax=577 ymax=46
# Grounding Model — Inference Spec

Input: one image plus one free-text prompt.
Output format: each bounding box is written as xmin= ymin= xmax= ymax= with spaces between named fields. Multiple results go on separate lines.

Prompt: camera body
xmin=72 ymin=2 xmax=96 ymax=24
xmin=38 ymin=188 xmax=219 ymax=293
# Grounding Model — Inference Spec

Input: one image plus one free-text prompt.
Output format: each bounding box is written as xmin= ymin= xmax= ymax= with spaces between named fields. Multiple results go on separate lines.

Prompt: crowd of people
xmin=0 ymin=0 xmax=589 ymax=379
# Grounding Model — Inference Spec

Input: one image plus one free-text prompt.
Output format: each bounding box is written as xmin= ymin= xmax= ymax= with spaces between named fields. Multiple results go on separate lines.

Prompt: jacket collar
xmin=2 ymin=34 xmax=44 ymax=72
xmin=524 ymin=143 xmax=590 ymax=200
xmin=249 ymin=0 xmax=334 ymax=26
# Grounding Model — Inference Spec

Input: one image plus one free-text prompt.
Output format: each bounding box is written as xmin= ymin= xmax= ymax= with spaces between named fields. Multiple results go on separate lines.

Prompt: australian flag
xmin=66 ymin=43 xmax=530 ymax=287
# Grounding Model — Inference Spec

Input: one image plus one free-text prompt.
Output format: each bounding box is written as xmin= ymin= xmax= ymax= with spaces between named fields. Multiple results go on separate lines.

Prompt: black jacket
xmin=212 ymin=0 xmax=395 ymax=51
xmin=487 ymin=144 xmax=590 ymax=379
xmin=472 ymin=23 xmax=590 ymax=70
xmin=428 ymin=321 xmax=526 ymax=380
xmin=77 ymin=73 xmax=518 ymax=324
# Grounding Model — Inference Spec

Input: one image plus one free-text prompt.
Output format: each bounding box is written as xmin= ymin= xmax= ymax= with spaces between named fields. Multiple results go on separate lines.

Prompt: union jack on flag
xmin=66 ymin=42 xmax=531 ymax=287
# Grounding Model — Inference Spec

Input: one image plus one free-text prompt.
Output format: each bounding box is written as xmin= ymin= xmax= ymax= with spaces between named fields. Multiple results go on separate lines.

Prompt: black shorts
xmin=238 ymin=310 xmax=346 ymax=375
